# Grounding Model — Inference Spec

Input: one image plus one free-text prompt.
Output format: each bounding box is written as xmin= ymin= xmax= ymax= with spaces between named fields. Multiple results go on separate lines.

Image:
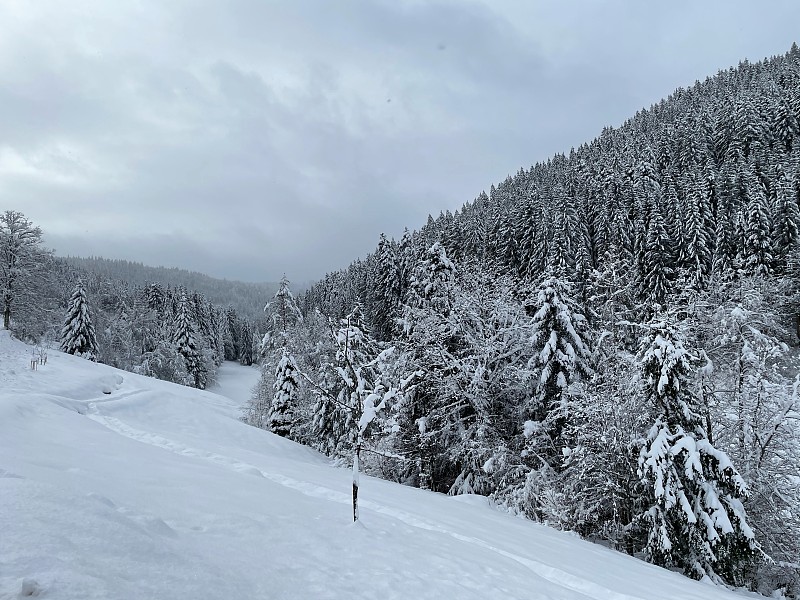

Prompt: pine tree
xmin=397 ymin=227 xmax=415 ymax=305
xmin=684 ymin=175 xmax=713 ymax=289
xmin=637 ymin=316 xmax=757 ymax=584
xmin=60 ymin=281 xmax=99 ymax=360
xmin=712 ymin=191 xmax=737 ymax=281
xmin=268 ymin=349 xmax=299 ymax=437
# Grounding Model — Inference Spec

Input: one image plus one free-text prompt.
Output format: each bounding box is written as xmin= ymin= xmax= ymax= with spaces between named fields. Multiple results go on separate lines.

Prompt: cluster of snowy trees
xmin=0 ymin=210 xmax=260 ymax=388
xmin=245 ymin=47 xmax=800 ymax=595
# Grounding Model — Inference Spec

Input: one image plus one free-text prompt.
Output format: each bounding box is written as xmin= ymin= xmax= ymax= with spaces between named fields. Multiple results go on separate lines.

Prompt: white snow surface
xmin=0 ymin=330 xmax=755 ymax=599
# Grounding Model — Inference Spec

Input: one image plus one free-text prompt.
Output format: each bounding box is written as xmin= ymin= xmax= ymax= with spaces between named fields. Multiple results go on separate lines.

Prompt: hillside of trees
xmin=245 ymin=46 xmax=800 ymax=595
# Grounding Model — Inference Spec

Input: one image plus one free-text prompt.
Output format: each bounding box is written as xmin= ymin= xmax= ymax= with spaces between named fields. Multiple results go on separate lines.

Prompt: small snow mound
xmin=237 ymin=466 xmax=264 ymax=478
xmin=18 ymin=578 xmax=41 ymax=597
xmin=0 ymin=468 xmax=24 ymax=479
xmin=143 ymin=517 xmax=178 ymax=539
xmin=99 ymin=375 xmax=124 ymax=395
xmin=348 ymin=519 xmax=368 ymax=531
xmin=447 ymin=494 xmax=489 ymax=507
xmin=86 ymin=492 xmax=116 ymax=508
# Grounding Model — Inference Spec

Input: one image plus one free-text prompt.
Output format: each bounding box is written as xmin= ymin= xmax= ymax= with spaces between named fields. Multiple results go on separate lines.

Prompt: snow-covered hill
xmin=0 ymin=330 xmax=754 ymax=599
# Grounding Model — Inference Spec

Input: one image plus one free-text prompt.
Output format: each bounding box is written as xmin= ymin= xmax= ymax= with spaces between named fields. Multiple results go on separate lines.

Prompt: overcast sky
xmin=1 ymin=1 xmax=798 ymax=283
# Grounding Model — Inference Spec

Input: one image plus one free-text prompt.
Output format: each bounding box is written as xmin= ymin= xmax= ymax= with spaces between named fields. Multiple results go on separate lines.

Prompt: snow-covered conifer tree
xmin=524 ymin=272 xmax=592 ymax=466
xmin=174 ymin=294 xmax=204 ymax=388
xmin=637 ymin=315 xmax=757 ymax=584
xmin=371 ymin=233 xmax=401 ymax=340
xmin=311 ymin=302 xmax=377 ymax=455
xmin=268 ymin=349 xmax=299 ymax=437
xmin=743 ymin=164 xmax=773 ymax=276
xmin=640 ymin=210 xmax=671 ymax=306
xmin=406 ymin=242 xmax=456 ymax=316
xmin=60 ymin=281 xmax=99 ymax=360
xmin=262 ymin=275 xmax=302 ymax=355
xmin=238 ymin=321 xmax=254 ymax=366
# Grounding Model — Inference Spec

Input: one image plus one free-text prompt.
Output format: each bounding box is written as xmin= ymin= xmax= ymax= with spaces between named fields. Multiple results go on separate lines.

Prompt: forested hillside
xmin=246 ymin=46 xmax=800 ymax=595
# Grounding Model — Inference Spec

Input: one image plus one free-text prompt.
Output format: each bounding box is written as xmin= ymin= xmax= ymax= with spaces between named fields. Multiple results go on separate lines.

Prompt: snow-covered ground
xmin=1 ymin=330 xmax=755 ymax=599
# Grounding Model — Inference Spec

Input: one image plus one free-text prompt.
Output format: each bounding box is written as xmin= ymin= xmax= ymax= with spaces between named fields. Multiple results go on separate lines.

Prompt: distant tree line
xmin=62 ymin=255 xmax=277 ymax=322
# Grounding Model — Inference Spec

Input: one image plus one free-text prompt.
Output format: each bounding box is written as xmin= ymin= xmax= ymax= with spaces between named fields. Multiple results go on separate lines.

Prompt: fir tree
xmin=370 ymin=233 xmax=401 ymax=340
xmin=743 ymin=164 xmax=774 ymax=275
xmin=640 ymin=210 xmax=671 ymax=306
xmin=262 ymin=275 xmax=302 ymax=354
xmin=238 ymin=321 xmax=254 ymax=366
xmin=523 ymin=273 xmax=592 ymax=468
xmin=637 ymin=316 xmax=757 ymax=584
xmin=60 ymin=281 xmax=99 ymax=360
xmin=268 ymin=349 xmax=299 ymax=438
xmin=174 ymin=294 xmax=204 ymax=388
xmin=224 ymin=307 xmax=240 ymax=361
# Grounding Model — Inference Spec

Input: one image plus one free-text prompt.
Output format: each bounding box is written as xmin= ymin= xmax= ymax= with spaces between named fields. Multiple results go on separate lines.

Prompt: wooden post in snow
xmin=352 ymin=441 xmax=361 ymax=522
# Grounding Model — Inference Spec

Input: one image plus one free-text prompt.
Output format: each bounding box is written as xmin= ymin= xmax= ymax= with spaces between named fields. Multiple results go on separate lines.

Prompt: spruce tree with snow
xmin=640 ymin=210 xmax=671 ymax=306
xmin=523 ymin=272 xmax=592 ymax=468
xmin=60 ymin=281 xmax=99 ymax=361
xmin=742 ymin=163 xmax=773 ymax=276
xmin=262 ymin=275 xmax=302 ymax=355
xmin=174 ymin=294 xmax=204 ymax=389
xmin=405 ymin=242 xmax=456 ymax=317
xmin=637 ymin=315 xmax=757 ymax=584
xmin=224 ymin=307 xmax=241 ymax=361
xmin=772 ymin=163 xmax=800 ymax=269
xmin=238 ymin=321 xmax=254 ymax=366
xmin=268 ymin=349 xmax=299 ymax=437
xmin=396 ymin=227 xmax=415 ymax=304
xmin=370 ymin=233 xmax=402 ymax=340
xmin=684 ymin=175 xmax=713 ymax=289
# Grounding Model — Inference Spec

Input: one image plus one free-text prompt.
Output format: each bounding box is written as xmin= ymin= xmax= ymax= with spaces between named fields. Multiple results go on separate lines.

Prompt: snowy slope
xmin=0 ymin=330 xmax=755 ymax=600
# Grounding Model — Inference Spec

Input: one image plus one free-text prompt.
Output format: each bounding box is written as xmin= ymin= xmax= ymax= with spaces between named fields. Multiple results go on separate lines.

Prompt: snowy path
xmin=0 ymin=333 xmax=754 ymax=600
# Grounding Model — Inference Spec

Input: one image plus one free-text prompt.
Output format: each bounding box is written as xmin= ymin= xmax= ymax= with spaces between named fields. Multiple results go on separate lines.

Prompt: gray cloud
xmin=2 ymin=0 xmax=798 ymax=282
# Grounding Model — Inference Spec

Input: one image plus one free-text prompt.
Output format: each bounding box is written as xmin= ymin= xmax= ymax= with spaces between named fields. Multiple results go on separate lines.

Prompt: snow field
xmin=0 ymin=331 xmax=754 ymax=599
